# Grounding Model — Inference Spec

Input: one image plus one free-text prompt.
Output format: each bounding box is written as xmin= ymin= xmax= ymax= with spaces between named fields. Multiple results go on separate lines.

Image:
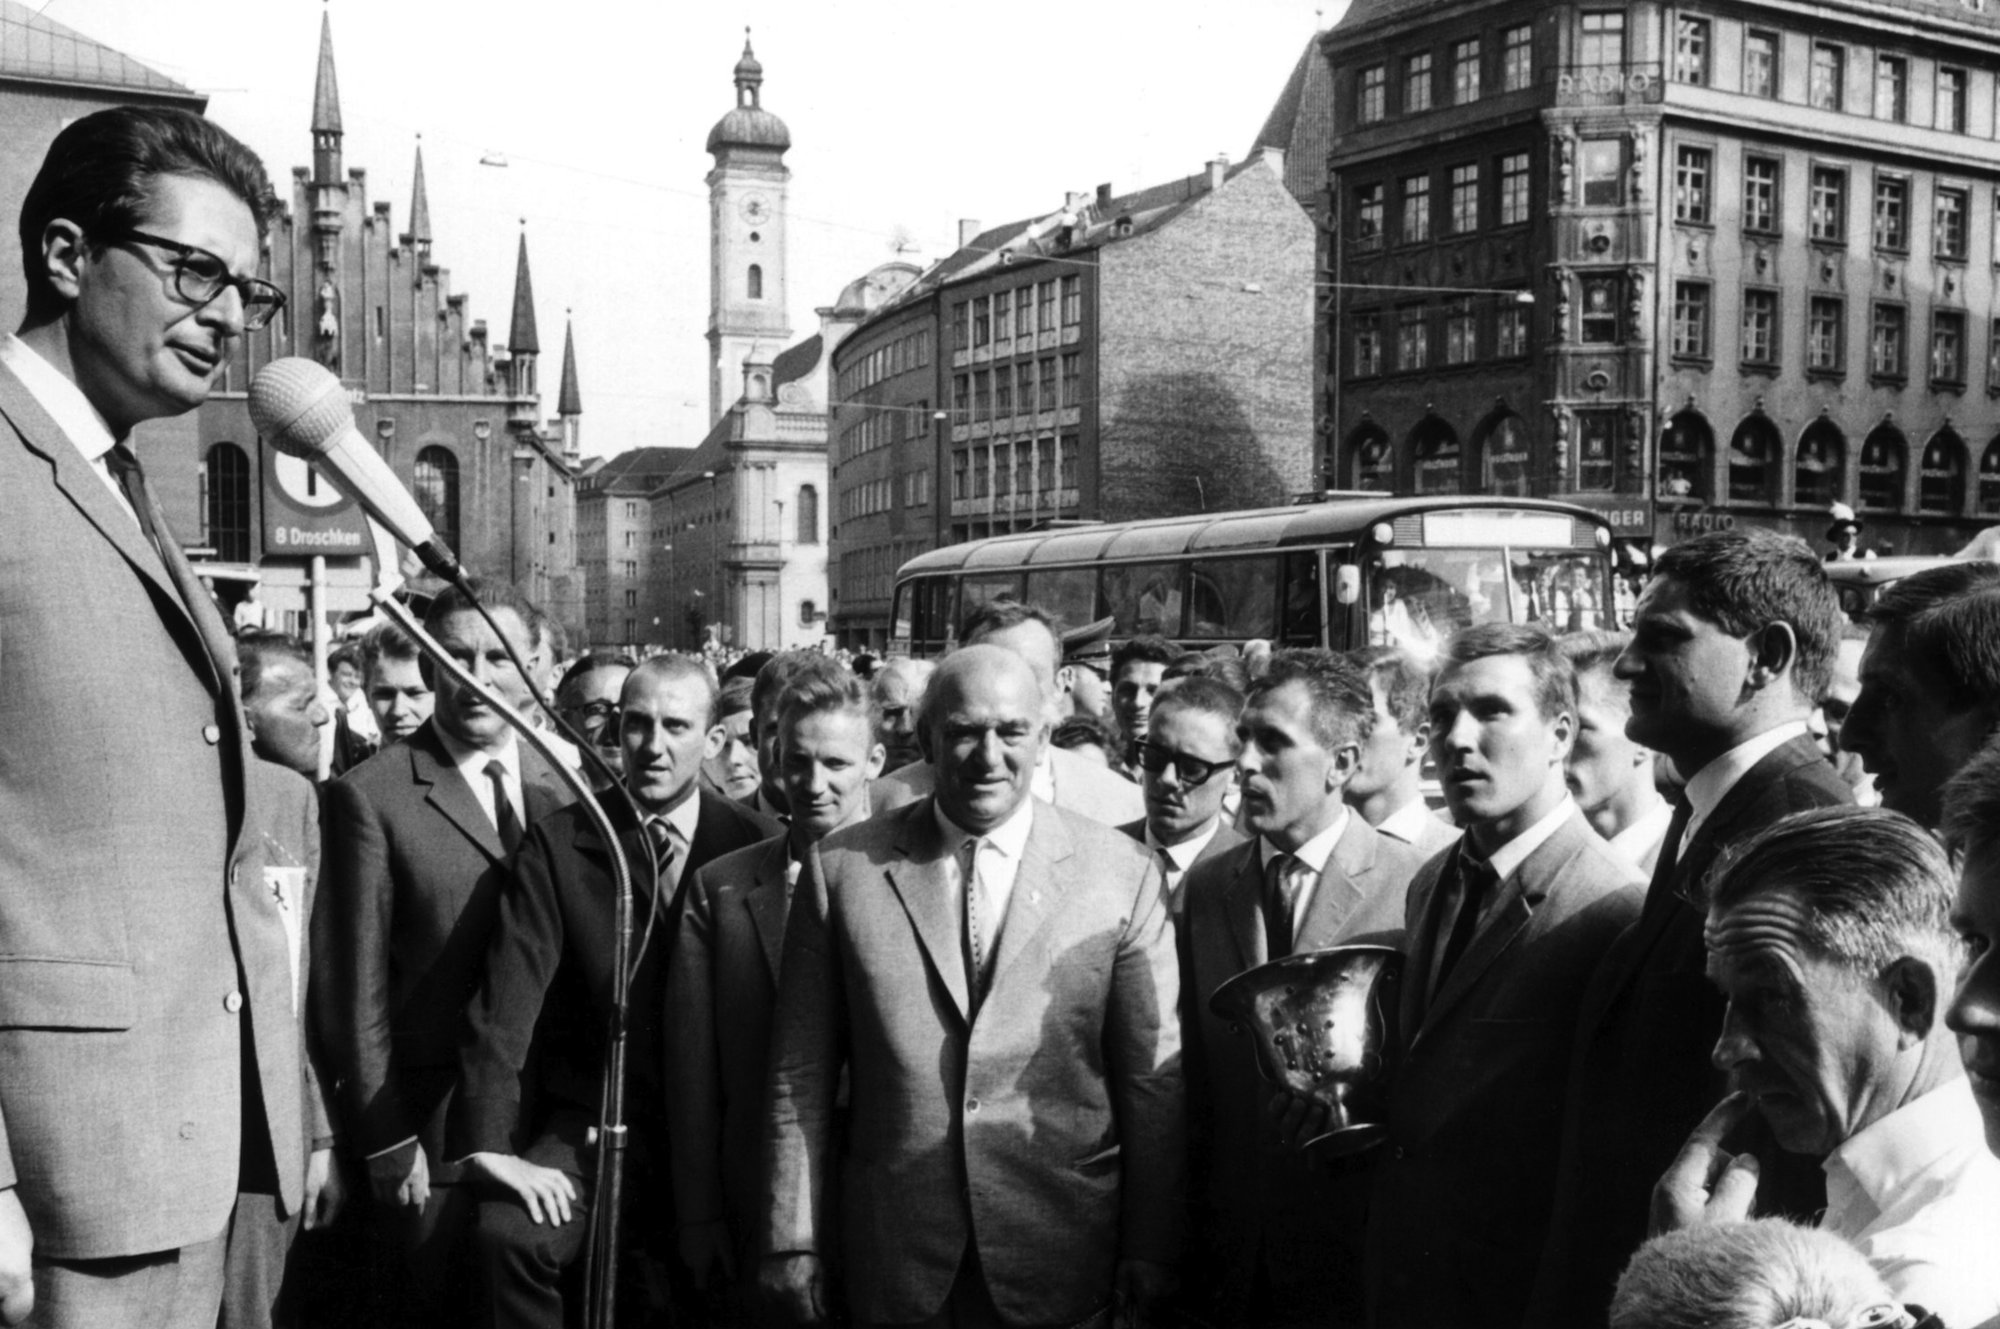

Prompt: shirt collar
xmin=1261 ymin=805 xmax=1351 ymax=877
xmin=1683 ymin=721 xmax=1810 ymax=824
xmin=935 ymin=793 xmax=1035 ymax=861
xmin=434 ymin=721 xmax=520 ymax=781
xmin=1824 ymin=1080 xmax=1988 ymax=1208
xmin=1607 ymin=796 xmax=1673 ymax=858
xmin=1481 ymin=795 xmax=1577 ymax=882
xmin=1378 ymin=797 xmax=1439 ymax=845
xmin=0 ymin=333 xmax=122 ymax=457
xmin=651 ymin=786 xmax=703 ymax=847
xmin=1147 ymin=817 xmax=1221 ymax=872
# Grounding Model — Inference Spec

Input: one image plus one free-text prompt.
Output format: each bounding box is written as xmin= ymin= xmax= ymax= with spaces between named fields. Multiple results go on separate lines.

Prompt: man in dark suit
xmin=761 ymin=646 xmax=1184 ymax=1327
xmin=1368 ymin=625 xmax=1642 ymax=1329
xmin=1180 ymin=650 xmax=1422 ymax=1326
xmin=666 ymin=658 xmax=883 ymax=1305
xmin=0 ymin=106 xmax=305 ymax=1328
xmin=1117 ymin=676 xmax=1248 ymax=916
xmin=314 ymin=583 xmax=575 ymax=1325
xmin=1529 ymin=529 xmax=1850 ymax=1328
xmin=451 ymin=654 xmax=778 ymax=1328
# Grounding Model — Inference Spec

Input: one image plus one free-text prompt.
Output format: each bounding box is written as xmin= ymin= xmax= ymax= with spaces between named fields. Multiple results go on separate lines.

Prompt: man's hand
xmin=1114 ymin=1258 xmax=1175 ymax=1326
xmin=303 ymin=1147 xmax=347 ymax=1231
xmin=0 ymin=1188 xmax=31 ymax=1326
xmin=461 ymin=1152 xmax=577 ymax=1227
xmin=367 ymin=1140 xmax=430 ymax=1211
xmin=758 ymin=1252 xmax=828 ymax=1325
xmin=1651 ymin=1091 xmax=1761 ymax=1236
xmin=1265 ymin=1088 xmax=1340 ymax=1151
xmin=677 ymin=1219 xmax=737 ymax=1290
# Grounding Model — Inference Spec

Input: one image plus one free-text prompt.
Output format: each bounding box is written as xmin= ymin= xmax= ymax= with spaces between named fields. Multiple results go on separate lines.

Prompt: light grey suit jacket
xmin=0 ymin=360 xmax=304 ymax=1257
xmin=763 ymin=797 xmax=1185 ymax=1326
xmin=870 ymin=746 xmax=1145 ymax=828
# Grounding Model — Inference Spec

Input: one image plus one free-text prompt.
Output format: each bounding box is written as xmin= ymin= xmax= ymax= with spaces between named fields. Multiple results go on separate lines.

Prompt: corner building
xmin=1325 ymin=0 xmax=2000 ymax=555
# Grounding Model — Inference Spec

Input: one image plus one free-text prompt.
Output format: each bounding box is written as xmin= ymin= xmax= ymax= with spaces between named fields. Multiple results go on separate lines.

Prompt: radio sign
xmin=260 ymin=439 xmax=370 ymax=557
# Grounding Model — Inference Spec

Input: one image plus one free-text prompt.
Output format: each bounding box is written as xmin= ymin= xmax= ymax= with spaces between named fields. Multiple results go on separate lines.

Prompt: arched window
xmin=1408 ymin=415 xmax=1461 ymax=495
xmin=1859 ymin=425 xmax=1907 ymax=511
xmin=1727 ymin=416 xmax=1780 ymax=505
xmin=1794 ymin=419 xmax=1846 ymax=509
xmin=412 ymin=445 xmax=461 ymax=556
xmin=1920 ymin=430 xmax=1967 ymax=515
xmin=747 ymin=264 xmax=764 ymax=300
xmin=1981 ymin=440 xmax=2000 ymax=517
xmin=1347 ymin=422 xmax=1393 ymax=491
xmin=800 ymin=598 xmax=817 ymax=626
xmin=1471 ymin=410 xmax=1533 ymax=497
xmin=204 ymin=442 xmax=252 ymax=562
xmin=1659 ymin=410 xmax=1713 ymax=502
xmin=796 ymin=484 xmax=819 ymax=544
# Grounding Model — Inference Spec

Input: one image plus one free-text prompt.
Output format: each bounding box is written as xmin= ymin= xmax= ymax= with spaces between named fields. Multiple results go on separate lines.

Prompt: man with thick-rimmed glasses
xmin=1116 ymin=676 xmax=1247 ymax=917
xmin=0 ymin=107 xmax=307 ymax=1329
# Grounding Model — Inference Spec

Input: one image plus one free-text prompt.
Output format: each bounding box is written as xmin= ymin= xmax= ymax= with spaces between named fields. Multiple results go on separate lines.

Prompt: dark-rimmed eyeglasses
xmin=1137 ymin=742 xmax=1232 ymax=788
xmin=102 ymin=230 xmax=286 ymax=331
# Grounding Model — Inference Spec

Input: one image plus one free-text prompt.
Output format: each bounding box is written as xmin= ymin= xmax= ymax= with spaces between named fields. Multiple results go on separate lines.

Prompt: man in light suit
xmin=1529 ymin=530 xmax=1850 ymax=1329
xmin=314 ymin=583 xmax=575 ymax=1326
xmin=1180 ymin=650 xmax=1422 ymax=1327
xmin=761 ymin=646 xmax=1184 ymax=1327
xmin=871 ymin=602 xmax=1145 ymax=828
xmin=1345 ymin=646 xmax=1459 ymax=857
xmin=1116 ymin=676 xmax=1248 ymax=917
xmin=1368 ymin=625 xmax=1642 ymax=1329
xmin=667 ymin=658 xmax=883 ymax=1306
xmin=0 ymin=107 xmax=305 ymax=1328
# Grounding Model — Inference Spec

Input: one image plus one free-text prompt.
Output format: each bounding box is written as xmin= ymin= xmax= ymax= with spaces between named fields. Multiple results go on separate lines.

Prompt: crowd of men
xmin=12 ymin=102 xmax=2000 ymax=1329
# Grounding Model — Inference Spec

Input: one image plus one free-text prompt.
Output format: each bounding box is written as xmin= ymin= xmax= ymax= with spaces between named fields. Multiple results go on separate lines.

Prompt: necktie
xmin=103 ymin=445 xmax=160 ymax=550
xmin=1264 ymin=851 xmax=1300 ymax=958
xmin=1434 ymin=851 xmax=1497 ymax=990
xmin=1645 ymin=798 xmax=1696 ymax=917
xmin=648 ymin=816 xmax=685 ymax=901
xmin=963 ymin=838 xmax=998 ymax=1004
xmin=485 ymin=761 xmax=524 ymax=852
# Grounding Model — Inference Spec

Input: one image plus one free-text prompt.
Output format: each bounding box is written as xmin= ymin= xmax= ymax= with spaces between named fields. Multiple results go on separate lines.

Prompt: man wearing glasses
xmin=0 ymin=107 xmax=302 ymax=1328
xmin=1117 ymin=676 xmax=1247 ymax=917
xmin=1178 ymin=650 xmax=1421 ymax=1328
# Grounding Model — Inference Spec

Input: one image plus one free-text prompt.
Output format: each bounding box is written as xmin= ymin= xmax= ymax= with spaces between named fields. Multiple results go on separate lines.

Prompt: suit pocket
xmin=0 ymin=957 xmax=136 ymax=1030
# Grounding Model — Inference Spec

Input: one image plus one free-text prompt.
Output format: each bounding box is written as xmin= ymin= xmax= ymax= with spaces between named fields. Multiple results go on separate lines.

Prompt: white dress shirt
xmin=1678 ymin=721 xmax=1809 ymax=859
xmin=1427 ymin=796 xmax=1577 ymax=997
xmin=1258 ymin=807 xmax=1351 ymax=945
xmin=1376 ymin=797 xmax=1440 ymax=848
xmin=1605 ymin=796 xmax=1674 ymax=874
xmin=646 ymin=784 xmax=703 ymax=853
xmin=1821 ymin=1079 xmax=2000 ymax=1329
xmin=1145 ymin=816 xmax=1223 ymax=915
xmin=435 ymin=725 xmax=523 ymax=833
xmin=0 ymin=333 xmax=137 ymax=526
xmin=936 ymin=795 xmax=1035 ymax=963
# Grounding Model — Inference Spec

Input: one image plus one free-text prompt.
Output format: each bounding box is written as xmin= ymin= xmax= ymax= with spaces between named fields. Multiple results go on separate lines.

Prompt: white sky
xmin=41 ymin=0 xmax=1341 ymax=458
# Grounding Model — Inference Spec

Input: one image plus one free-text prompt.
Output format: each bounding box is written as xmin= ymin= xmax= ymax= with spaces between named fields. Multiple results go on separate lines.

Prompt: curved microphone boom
xmin=248 ymin=356 xmax=467 ymax=586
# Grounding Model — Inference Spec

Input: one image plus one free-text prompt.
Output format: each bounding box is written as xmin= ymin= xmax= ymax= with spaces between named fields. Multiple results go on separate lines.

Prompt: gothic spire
xmin=558 ymin=314 xmax=582 ymax=417
xmin=311 ymin=9 xmax=341 ymax=135
xmin=509 ymin=224 xmax=540 ymax=356
xmin=408 ymin=136 xmax=432 ymax=248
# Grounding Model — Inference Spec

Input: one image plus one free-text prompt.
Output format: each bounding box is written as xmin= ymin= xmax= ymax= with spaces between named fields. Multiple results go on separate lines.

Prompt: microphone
xmin=248 ymin=357 xmax=466 ymax=586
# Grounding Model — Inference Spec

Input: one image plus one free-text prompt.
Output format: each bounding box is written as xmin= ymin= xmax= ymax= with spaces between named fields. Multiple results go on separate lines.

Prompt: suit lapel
xmin=884 ymin=800 xmax=970 ymax=1022
xmin=412 ymin=727 xmax=504 ymax=861
xmin=985 ymin=804 xmax=1072 ymax=996
xmin=743 ymin=838 xmax=793 ymax=983
xmin=1294 ymin=815 xmax=1375 ymax=950
xmin=519 ymin=744 xmax=569 ymax=827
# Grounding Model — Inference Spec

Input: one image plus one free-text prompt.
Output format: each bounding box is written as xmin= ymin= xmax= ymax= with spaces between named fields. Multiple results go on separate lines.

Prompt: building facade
xmin=827 ymin=152 xmax=1318 ymax=648
xmin=707 ymin=34 xmax=792 ymax=427
xmin=1324 ymin=0 xmax=2000 ymax=556
xmin=576 ymin=447 xmax=686 ymax=649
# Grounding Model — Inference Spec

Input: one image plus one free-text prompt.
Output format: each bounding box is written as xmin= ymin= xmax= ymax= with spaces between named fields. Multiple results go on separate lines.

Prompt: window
xmin=1808 ymin=296 xmax=1845 ymax=373
xmin=1059 ymin=435 xmax=1079 ymax=489
xmin=1350 ymin=424 xmax=1394 ymax=490
xmin=994 ymin=368 xmax=1013 ymax=417
xmin=1452 ymin=38 xmax=1481 ymax=103
xmin=1401 ymin=174 xmax=1432 ymax=243
xmin=1674 ymin=17 xmax=1710 ymax=85
xmin=1741 ymin=289 xmax=1778 ymax=365
xmin=1060 ymin=352 xmax=1080 ymax=406
xmin=1404 ymin=52 xmax=1433 ymax=112
xmin=951 ymin=373 xmax=969 ymax=421
xmin=972 ymin=369 xmax=991 ymax=417
xmin=1672 ymin=281 xmax=1712 ymax=357
xmin=1397 ymin=306 xmax=1429 ymax=370
xmin=1409 ymin=416 xmax=1462 ymax=493
xmin=1576 ymin=413 xmax=1618 ymax=491
xmin=953 ymin=451 xmax=969 ymax=500
xmin=1660 ymin=411 xmax=1714 ymax=501
xmin=992 ymin=290 xmax=1011 ymax=345
xmin=972 ymin=449 xmax=990 ymax=498
xmin=1991 ymin=318 xmax=2000 ymax=391
xmin=1015 ymin=288 xmax=1034 ymax=338
xmin=747 ymin=264 xmax=763 ymax=299
xmin=1581 ymin=139 xmax=1622 ymax=206
xmin=1354 ymin=312 xmax=1383 ymax=375
xmin=796 ymin=485 xmax=818 ymax=543
xmin=1674 ymin=146 xmax=1713 ymax=224
xmin=1580 ymin=12 xmax=1625 ymax=70
xmin=1016 ymin=363 xmax=1034 ymax=415
xmin=1450 ymin=163 xmax=1479 ymax=233
xmin=1729 ymin=417 xmax=1779 ymax=503
xmin=1744 ymin=30 xmax=1777 ymax=98
xmin=1920 ymin=433 xmax=1966 ymax=513
xmin=1932 ymin=310 xmax=1967 ymax=383
xmin=1039 ymin=281 xmax=1057 ymax=332
xmin=412 ymin=446 xmax=461 ymax=554
xmin=1743 ymin=156 xmax=1779 ymax=233
xmin=1582 ymin=274 xmax=1623 ymax=343
xmin=1360 ymin=64 xmax=1387 ymax=122
xmin=1038 ymin=357 xmax=1057 ymax=411
xmin=1810 ymin=43 xmax=1844 ymax=111
xmin=1874 ymin=175 xmax=1909 ymax=251
xmin=952 ymin=302 xmax=970 ymax=351
xmin=1860 ymin=426 xmax=1907 ymax=509
xmin=1355 ymin=182 xmax=1385 ymax=250
xmin=1871 ymin=303 xmax=1907 ymax=378
xmin=1939 ymin=67 xmax=1968 ymax=132
xmin=203 ymin=442 xmax=251 ymax=562
xmin=972 ymin=295 xmax=990 ymax=348
xmin=1499 ymin=153 xmax=1530 ymax=225
xmin=1445 ymin=301 xmax=1476 ymax=364
xmin=1036 ymin=442 xmax=1054 ymax=494
xmin=624 ymin=589 xmax=636 ymax=608
xmin=1061 ymin=275 xmax=1080 ymax=326
xmin=1796 ymin=420 xmax=1845 ymax=507
xmin=1875 ymin=54 xmax=1907 ymax=121
xmin=1984 ymin=442 xmax=2000 ymax=516
xmin=1810 ymin=167 xmax=1847 ymax=243
xmin=1502 ymin=25 xmax=1532 ymax=91
xmin=1497 ymin=304 xmax=1529 ymax=357
xmin=1936 ymin=187 xmax=1968 ymax=260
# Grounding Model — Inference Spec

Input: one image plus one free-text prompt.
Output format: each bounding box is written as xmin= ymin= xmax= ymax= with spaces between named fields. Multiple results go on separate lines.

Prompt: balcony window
xmin=1580 ymin=11 xmax=1625 ymax=70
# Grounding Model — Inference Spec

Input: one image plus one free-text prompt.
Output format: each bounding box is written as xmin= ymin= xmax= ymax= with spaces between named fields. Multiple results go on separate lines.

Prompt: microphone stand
xmin=360 ymin=521 xmax=636 ymax=1329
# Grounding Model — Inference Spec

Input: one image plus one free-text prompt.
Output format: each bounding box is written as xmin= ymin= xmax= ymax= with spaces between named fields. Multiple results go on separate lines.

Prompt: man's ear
xmin=864 ymin=742 xmax=887 ymax=781
xmin=702 ymin=723 xmax=727 ymax=762
xmin=1882 ymin=955 xmax=1940 ymax=1045
xmin=1406 ymin=721 xmax=1432 ymax=767
xmin=1549 ymin=707 xmax=1576 ymax=762
xmin=39 ymin=219 xmax=87 ymax=303
xmin=1327 ymin=741 xmax=1361 ymax=793
xmin=1746 ymin=622 xmax=1799 ymax=690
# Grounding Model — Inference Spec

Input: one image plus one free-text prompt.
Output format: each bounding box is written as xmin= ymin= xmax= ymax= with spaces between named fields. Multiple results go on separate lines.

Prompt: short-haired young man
xmin=360 ymin=622 xmax=432 ymax=746
xmin=1344 ymin=645 xmax=1458 ymax=856
xmin=1109 ymin=634 xmax=1179 ymax=773
xmin=1558 ymin=630 xmax=1672 ymax=873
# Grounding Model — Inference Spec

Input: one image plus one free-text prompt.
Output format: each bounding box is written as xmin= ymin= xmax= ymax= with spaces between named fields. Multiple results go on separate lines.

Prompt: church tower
xmin=705 ymin=30 xmax=791 ymax=426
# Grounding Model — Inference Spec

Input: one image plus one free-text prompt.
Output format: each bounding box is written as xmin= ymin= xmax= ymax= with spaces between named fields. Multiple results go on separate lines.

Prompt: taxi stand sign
xmin=260 ymin=437 xmax=370 ymax=557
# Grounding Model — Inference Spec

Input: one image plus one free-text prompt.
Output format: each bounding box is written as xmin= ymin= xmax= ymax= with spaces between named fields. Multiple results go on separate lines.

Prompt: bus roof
xmin=900 ymin=495 xmax=1607 ymax=575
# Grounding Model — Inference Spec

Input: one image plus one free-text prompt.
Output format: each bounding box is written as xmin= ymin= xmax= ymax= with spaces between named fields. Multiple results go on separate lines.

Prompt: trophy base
xmin=1305 ymin=1121 xmax=1389 ymax=1157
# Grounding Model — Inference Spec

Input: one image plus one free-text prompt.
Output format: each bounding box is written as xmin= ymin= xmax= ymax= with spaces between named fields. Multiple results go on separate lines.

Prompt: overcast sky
xmin=41 ymin=0 xmax=1339 ymax=458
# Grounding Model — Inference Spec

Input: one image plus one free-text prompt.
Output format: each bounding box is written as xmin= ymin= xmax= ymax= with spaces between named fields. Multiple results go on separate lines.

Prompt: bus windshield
xmin=1368 ymin=546 xmax=1611 ymax=663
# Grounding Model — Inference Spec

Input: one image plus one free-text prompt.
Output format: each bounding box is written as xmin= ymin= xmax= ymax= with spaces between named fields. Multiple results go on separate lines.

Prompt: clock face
xmin=739 ymin=192 xmax=770 ymax=225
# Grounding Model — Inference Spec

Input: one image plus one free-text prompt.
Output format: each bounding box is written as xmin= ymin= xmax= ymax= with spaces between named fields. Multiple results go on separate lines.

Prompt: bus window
xmin=960 ymin=573 xmax=1023 ymax=624
xmin=1278 ymin=552 xmax=1324 ymax=646
xmin=1104 ymin=562 xmax=1183 ymax=636
xmin=892 ymin=582 xmax=915 ymax=644
xmin=1368 ymin=546 xmax=1609 ymax=660
xmin=906 ymin=576 xmax=956 ymax=648
xmin=1024 ymin=567 xmax=1100 ymax=631
xmin=1185 ymin=557 xmax=1276 ymax=640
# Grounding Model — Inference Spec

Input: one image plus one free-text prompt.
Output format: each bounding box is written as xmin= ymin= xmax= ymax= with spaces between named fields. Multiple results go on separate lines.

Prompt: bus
xmin=889 ymin=495 xmax=1621 ymax=661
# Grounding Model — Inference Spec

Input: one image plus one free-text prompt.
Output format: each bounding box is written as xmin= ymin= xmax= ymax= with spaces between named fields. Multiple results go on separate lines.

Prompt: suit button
xmin=223 ymin=991 xmax=244 ymax=1014
xmin=178 ymin=1122 xmax=195 ymax=1141
xmin=202 ymin=724 xmax=221 ymax=744
xmin=966 ymin=1098 xmax=980 ymax=1114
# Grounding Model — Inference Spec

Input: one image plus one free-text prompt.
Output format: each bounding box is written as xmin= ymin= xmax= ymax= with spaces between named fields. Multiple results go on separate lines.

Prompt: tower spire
xmin=734 ymin=26 xmax=763 ymax=107
xmin=558 ymin=313 xmax=582 ymax=418
xmin=408 ymin=135 xmax=432 ymax=250
xmin=311 ymin=7 xmax=342 ymax=184
xmin=509 ymin=222 xmax=540 ymax=356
